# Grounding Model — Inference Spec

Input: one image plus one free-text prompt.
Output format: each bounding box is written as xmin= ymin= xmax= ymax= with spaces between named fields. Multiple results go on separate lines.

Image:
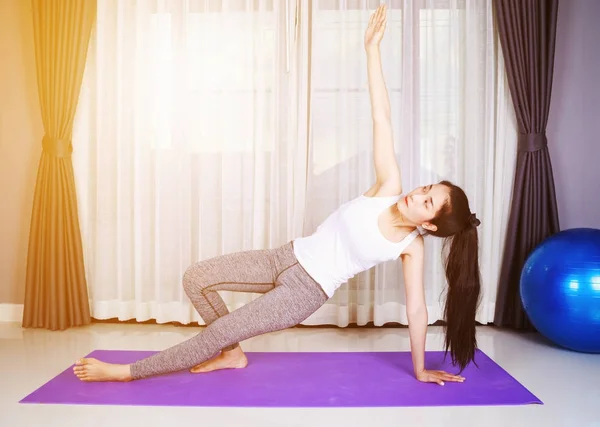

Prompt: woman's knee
xmin=182 ymin=261 xmax=211 ymax=296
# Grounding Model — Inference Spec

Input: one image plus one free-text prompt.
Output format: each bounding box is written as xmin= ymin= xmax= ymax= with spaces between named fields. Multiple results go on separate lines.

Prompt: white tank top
xmin=293 ymin=194 xmax=421 ymax=298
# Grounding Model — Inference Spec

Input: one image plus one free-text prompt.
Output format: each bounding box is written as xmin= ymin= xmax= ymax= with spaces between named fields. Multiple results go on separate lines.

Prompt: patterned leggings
xmin=129 ymin=242 xmax=328 ymax=379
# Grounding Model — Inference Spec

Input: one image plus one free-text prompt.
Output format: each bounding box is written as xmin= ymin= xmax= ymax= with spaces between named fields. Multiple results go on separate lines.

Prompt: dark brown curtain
xmin=493 ymin=0 xmax=561 ymax=329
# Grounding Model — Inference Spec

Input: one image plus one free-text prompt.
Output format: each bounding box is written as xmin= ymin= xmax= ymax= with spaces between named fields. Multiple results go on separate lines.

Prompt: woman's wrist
xmin=414 ymin=366 xmax=426 ymax=376
xmin=365 ymin=44 xmax=380 ymax=54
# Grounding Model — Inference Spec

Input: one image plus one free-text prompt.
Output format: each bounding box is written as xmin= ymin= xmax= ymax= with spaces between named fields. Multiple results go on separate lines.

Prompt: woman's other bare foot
xmin=73 ymin=358 xmax=133 ymax=382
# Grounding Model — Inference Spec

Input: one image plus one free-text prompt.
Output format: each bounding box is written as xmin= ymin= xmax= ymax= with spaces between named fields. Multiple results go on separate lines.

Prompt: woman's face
xmin=396 ymin=183 xmax=451 ymax=228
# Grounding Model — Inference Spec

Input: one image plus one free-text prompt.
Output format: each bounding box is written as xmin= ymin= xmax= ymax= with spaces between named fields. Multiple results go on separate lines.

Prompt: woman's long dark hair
xmin=428 ymin=180 xmax=482 ymax=372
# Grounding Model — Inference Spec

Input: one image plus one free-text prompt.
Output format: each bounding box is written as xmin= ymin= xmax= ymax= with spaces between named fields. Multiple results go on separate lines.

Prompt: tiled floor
xmin=1 ymin=322 xmax=598 ymax=427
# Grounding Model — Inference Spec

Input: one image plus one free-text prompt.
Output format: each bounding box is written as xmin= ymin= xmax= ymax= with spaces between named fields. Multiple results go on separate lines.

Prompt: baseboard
xmin=0 ymin=304 xmax=23 ymax=323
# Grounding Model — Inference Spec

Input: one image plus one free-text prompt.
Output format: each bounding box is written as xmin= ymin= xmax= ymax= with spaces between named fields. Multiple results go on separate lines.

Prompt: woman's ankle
xmin=222 ymin=346 xmax=244 ymax=358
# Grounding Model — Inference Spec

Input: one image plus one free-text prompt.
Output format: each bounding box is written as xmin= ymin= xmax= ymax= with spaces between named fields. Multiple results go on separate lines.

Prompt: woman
xmin=74 ymin=4 xmax=481 ymax=387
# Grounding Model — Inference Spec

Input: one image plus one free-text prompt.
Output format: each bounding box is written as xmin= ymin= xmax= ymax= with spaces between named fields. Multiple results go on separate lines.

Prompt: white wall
xmin=547 ymin=0 xmax=600 ymax=230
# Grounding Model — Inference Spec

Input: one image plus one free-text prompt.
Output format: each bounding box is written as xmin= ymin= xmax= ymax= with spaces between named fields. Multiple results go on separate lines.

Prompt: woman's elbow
xmin=406 ymin=304 xmax=427 ymax=318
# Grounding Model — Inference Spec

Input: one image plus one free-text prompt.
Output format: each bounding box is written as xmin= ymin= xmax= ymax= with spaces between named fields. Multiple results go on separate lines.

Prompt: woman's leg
xmin=181 ymin=247 xmax=295 ymax=372
xmin=128 ymin=263 xmax=327 ymax=379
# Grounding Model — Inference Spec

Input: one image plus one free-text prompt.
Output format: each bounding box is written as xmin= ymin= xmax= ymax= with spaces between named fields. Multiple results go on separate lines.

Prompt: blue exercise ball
xmin=520 ymin=228 xmax=600 ymax=353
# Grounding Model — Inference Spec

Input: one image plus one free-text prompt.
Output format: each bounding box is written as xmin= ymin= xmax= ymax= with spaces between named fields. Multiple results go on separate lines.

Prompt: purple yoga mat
xmin=20 ymin=349 xmax=541 ymax=407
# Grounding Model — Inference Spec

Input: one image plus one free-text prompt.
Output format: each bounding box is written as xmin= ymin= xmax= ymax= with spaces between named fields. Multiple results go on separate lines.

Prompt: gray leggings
xmin=130 ymin=242 xmax=328 ymax=379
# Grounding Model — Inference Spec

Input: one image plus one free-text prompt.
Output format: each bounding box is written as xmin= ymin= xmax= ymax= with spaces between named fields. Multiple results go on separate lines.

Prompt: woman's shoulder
xmin=402 ymin=232 xmax=424 ymax=258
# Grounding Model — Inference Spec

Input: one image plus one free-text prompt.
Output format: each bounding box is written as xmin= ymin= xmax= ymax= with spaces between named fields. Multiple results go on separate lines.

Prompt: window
xmin=146 ymin=1 xmax=279 ymax=153
xmin=310 ymin=0 xmax=465 ymax=179
xmin=311 ymin=0 xmax=404 ymax=175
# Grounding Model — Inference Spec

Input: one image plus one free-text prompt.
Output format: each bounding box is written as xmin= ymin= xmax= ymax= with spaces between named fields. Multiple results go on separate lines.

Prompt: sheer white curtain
xmin=302 ymin=0 xmax=517 ymax=326
xmin=73 ymin=0 xmax=516 ymax=327
xmin=73 ymin=0 xmax=308 ymax=324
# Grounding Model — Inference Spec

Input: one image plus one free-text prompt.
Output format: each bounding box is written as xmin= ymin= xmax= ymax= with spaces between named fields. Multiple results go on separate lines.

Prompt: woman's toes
xmin=76 ymin=358 xmax=94 ymax=366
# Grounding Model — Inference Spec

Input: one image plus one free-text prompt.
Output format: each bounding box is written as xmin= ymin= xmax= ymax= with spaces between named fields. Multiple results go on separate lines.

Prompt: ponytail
xmin=441 ymin=224 xmax=481 ymax=372
xmin=428 ymin=180 xmax=482 ymax=372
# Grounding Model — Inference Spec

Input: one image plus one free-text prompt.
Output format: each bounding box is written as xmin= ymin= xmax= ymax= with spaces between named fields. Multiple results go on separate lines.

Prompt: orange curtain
xmin=23 ymin=0 xmax=96 ymax=330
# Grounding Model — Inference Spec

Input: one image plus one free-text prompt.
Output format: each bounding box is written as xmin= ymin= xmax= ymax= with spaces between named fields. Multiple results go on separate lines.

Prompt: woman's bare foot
xmin=190 ymin=347 xmax=248 ymax=373
xmin=73 ymin=358 xmax=133 ymax=382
